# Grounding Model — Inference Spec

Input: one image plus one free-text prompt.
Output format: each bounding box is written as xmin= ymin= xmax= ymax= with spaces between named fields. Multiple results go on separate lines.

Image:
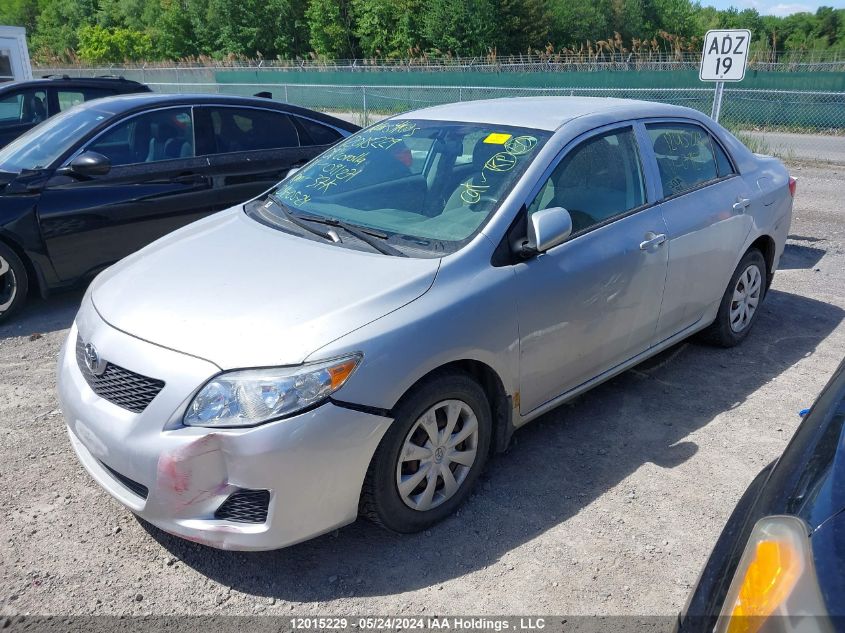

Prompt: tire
xmin=700 ymin=249 xmax=767 ymax=347
xmin=0 ymin=242 xmax=28 ymax=324
xmin=360 ymin=371 xmax=492 ymax=533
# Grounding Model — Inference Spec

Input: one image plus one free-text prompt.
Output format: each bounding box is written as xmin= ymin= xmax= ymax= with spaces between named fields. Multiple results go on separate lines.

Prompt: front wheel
xmin=701 ymin=249 xmax=767 ymax=347
xmin=359 ymin=372 xmax=492 ymax=533
xmin=0 ymin=243 xmax=28 ymax=324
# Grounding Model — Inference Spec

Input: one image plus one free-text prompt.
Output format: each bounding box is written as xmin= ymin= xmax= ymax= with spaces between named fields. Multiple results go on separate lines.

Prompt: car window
xmin=292 ymin=116 xmax=342 ymax=146
xmin=647 ymin=123 xmax=722 ymax=198
xmin=0 ymin=52 xmax=13 ymax=83
xmin=0 ymin=89 xmax=48 ymax=128
xmin=713 ymin=139 xmax=735 ymax=177
xmin=55 ymin=88 xmax=113 ymax=112
xmin=527 ymin=128 xmax=646 ymax=234
xmin=86 ymin=107 xmax=194 ymax=167
xmin=206 ymin=107 xmax=299 ymax=154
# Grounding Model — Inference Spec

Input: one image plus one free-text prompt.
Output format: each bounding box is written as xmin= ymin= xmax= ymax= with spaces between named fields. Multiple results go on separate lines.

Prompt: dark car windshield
xmin=0 ymin=106 xmax=110 ymax=171
xmin=254 ymin=119 xmax=550 ymax=253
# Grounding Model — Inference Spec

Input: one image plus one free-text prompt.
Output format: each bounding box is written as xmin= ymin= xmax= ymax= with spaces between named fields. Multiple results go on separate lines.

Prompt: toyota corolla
xmin=57 ymin=97 xmax=795 ymax=550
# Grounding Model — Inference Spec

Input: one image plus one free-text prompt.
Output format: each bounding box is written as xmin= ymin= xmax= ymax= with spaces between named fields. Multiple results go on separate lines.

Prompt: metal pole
xmin=284 ymin=83 xmax=289 ymax=103
xmin=711 ymin=81 xmax=724 ymax=122
xmin=362 ymin=86 xmax=368 ymax=127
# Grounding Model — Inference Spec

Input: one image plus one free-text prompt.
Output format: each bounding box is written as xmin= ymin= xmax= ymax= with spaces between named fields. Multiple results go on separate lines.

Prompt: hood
xmin=91 ymin=207 xmax=440 ymax=369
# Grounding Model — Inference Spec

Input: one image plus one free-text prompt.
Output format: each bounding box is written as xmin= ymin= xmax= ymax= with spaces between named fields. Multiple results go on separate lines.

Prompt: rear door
xmin=642 ymin=120 xmax=753 ymax=342
xmin=37 ymin=105 xmax=215 ymax=282
xmin=194 ymin=105 xmax=322 ymax=211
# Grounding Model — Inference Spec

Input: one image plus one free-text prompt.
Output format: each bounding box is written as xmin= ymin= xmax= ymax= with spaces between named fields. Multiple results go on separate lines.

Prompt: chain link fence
xmin=38 ymin=66 xmax=845 ymax=135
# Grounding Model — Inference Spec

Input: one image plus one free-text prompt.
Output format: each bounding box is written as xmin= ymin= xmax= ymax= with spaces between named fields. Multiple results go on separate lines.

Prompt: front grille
xmin=101 ymin=461 xmax=149 ymax=499
xmin=75 ymin=336 xmax=165 ymax=413
xmin=214 ymin=489 xmax=270 ymax=524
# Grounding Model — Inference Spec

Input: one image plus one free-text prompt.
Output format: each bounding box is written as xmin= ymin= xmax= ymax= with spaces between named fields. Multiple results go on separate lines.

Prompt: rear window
xmin=646 ymin=123 xmax=720 ymax=198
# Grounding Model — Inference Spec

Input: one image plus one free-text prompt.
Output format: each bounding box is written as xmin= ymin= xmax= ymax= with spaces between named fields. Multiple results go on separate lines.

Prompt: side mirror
xmin=526 ymin=207 xmax=573 ymax=254
xmin=60 ymin=151 xmax=111 ymax=178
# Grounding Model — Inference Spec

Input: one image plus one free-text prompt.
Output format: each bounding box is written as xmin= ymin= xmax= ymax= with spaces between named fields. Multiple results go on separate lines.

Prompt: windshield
xmin=0 ymin=106 xmax=110 ymax=172
xmin=256 ymin=119 xmax=550 ymax=253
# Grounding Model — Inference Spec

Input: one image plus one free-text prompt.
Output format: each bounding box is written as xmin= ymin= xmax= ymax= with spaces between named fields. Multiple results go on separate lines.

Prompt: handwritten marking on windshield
xmin=321 ymin=162 xmax=363 ymax=181
xmin=348 ymin=136 xmax=403 ymax=150
xmin=461 ymin=135 xmax=539 ymax=205
xmin=504 ymin=135 xmax=538 ymax=155
xmin=277 ymin=185 xmax=311 ymax=205
xmin=333 ymin=151 xmax=369 ymax=165
xmin=370 ymin=121 xmax=419 ymax=136
xmin=460 ymin=181 xmax=491 ymax=205
xmin=484 ymin=152 xmax=517 ymax=172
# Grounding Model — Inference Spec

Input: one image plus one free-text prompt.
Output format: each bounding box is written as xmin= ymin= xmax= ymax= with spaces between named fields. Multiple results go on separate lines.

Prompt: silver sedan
xmin=58 ymin=97 xmax=795 ymax=550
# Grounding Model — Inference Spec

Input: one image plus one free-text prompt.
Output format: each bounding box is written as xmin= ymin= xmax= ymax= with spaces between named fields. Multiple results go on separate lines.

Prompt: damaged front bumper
xmin=57 ymin=301 xmax=392 ymax=551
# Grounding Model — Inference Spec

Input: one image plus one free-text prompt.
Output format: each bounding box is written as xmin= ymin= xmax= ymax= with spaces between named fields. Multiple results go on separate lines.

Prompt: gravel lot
xmin=0 ymin=162 xmax=843 ymax=619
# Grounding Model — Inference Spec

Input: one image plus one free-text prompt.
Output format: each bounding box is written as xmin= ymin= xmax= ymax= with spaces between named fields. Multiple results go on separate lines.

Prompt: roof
xmin=73 ymin=92 xmax=359 ymax=132
xmin=407 ymin=96 xmax=702 ymax=131
xmin=0 ymin=76 xmax=148 ymax=91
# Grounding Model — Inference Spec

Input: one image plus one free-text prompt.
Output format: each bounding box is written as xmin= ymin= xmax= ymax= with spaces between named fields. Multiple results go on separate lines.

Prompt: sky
xmin=704 ymin=0 xmax=844 ymax=16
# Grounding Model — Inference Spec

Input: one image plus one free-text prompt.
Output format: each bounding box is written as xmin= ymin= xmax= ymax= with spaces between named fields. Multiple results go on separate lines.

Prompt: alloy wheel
xmin=0 ymin=255 xmax=17 ymax=314
xmin=729 ymin=264 xmax=762 ymax=333
xmin=396 ymin=399 xmax=480 ymax=512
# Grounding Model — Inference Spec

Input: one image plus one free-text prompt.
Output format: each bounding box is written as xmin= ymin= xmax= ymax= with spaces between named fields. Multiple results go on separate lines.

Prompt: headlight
xmin=716 ymin=515 xmax=830 ymax=633
xmin=183 ymin=354 xmax=361 ymax=427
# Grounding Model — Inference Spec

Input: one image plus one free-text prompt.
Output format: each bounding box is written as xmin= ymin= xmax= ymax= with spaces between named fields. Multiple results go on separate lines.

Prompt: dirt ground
xmin=0 ymin=162 xmax=843 ymax=618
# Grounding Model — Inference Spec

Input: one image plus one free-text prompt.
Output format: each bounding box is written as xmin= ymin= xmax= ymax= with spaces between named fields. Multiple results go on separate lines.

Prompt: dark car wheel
xmin=360 ymin=371 xmax=492 ymax=533
xmin=701 ymin=249 xmax=767 ymax=348
xmin=0 ymin=243 xmax=28 ymax=323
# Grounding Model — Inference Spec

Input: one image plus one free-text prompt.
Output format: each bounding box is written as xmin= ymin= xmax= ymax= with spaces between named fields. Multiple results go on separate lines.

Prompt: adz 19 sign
xmin=699 ymin=29 xmax=751 ymax=82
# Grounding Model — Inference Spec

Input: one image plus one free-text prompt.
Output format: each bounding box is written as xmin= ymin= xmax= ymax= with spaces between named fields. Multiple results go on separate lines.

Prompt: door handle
xmin=639 ymin=232 xmax=666 ymax=250
xmin=733 ymin=197 xmax=752 ymax=213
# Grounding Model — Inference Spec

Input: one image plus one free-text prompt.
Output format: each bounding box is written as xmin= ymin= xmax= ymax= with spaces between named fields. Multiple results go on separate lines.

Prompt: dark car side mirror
xmin=59 ymin=151 xmax=111 ymax=178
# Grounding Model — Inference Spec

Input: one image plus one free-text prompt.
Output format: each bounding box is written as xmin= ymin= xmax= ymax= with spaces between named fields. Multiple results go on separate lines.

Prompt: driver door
xmin=37 ymin=106 xmax=215 ymax=282
xmin=516 ymin=124 xmax=670 ymax=414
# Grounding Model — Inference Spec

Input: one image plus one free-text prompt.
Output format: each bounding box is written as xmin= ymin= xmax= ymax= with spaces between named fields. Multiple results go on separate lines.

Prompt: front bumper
xmin=57 ymin=301 xmax=392 ymax=551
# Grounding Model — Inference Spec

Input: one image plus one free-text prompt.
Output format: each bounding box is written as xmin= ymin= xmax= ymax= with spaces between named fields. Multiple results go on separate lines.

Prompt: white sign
xmin=699 ymin=29 xmax=751 ymax=82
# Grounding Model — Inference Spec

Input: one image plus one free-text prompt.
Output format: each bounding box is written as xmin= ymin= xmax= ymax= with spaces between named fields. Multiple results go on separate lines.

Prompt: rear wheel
xmin=0 ymin=242 xmax=28 ymax=323
xmin=360 ymin=372 xmax=491 ymax=533
xmin=701 ymin=249 xmax=766 ymax=347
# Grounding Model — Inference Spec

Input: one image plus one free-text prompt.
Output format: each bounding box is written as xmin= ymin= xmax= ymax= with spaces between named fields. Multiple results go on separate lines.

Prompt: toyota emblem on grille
xmin=83 ymin=342 xmax=107 ymax=376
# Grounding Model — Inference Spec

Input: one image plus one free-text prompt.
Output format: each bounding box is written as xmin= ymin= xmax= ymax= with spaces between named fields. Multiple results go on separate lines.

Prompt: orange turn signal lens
xmin=725 ymin=539 xmax=801 ymax=633
xmin=327 ymin=358 xmax=359 ymax=390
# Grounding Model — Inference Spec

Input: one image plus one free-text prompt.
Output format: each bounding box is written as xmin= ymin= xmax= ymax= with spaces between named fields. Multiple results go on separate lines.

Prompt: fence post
xmin=362 ymin=86 xmax=368 ymax=127
xmin=284 ymin=83 xmax=289 ymax=103
xmin=711 ymin=81 xmax=724 ymax=122
xmin=175 ymin=66 xmax=180 ymax=94
xmin=459 ymin=86 xmax=463 ymax=101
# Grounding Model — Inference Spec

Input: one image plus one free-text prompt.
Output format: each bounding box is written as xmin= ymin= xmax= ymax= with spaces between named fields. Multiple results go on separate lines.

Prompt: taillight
xmin=788 ymin=176 xmax=797 ymax=198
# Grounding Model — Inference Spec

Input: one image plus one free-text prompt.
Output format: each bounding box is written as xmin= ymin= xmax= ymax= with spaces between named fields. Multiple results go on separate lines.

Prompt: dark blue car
xmin=678 ymin=359 xmax=845 ymax=632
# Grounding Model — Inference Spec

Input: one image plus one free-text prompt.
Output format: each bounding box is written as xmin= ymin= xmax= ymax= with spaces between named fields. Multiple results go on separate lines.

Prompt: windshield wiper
xmin=314 ymin=218 xmax=406 ymax=257
xmin=266 ymin=194 xmax=339 ymax=244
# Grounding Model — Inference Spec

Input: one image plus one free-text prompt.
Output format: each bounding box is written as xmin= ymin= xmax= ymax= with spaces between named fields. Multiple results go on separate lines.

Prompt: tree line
xmin=1 ymin=0 xmax=843 ymax=64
